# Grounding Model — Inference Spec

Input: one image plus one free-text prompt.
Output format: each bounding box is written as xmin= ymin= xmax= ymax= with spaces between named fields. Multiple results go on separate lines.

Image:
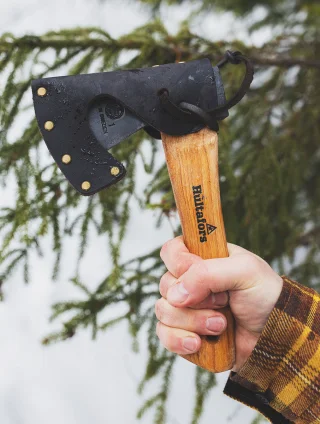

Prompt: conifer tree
xmin=0 ymin=0 xmax=319 ymax=422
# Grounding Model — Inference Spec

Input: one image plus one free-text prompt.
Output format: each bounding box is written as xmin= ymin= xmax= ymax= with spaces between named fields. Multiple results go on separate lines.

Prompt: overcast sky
xmin=0 ymin=1 xmax=263 ymax=423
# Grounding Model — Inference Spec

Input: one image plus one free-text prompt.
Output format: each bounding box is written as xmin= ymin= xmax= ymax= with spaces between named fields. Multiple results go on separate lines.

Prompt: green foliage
xmin=0 ymin=1 xmax=319 ymax=422
xmin=140 ymin=0 xmax=279 ymax=15
xmin=139 ymin=0 xmax=319 ymax=19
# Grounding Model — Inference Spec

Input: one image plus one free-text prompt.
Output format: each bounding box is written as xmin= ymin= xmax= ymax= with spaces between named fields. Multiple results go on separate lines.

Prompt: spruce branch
xmin=299 ymin=226 xmax=320 ymax=247
xmin=0 ymin=4 xmax=319 ymax=423
xmin=250 ymin=55 xmax=320 ymax=70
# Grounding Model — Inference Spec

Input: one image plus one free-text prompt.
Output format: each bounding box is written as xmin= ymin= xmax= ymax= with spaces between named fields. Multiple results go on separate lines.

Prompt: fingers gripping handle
xmin=161 ymin=127 xmax=235 ymax=373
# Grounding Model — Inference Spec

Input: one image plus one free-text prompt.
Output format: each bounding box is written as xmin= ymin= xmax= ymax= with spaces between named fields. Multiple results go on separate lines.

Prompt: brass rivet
xmin=37 ymin=87 xmax=47 ymax=97
xmin=44 ymin=121 xmax=54 ymax=131
xmin=110 ymin=166 xmax=120 ymax=176
xmin=81 ymin=181 xmax=91 ymax=191
xmin=62 ymin=154 xmax=71 ymax=164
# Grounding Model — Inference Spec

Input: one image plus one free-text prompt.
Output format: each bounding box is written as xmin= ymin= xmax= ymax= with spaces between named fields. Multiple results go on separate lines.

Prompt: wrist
xmin=233 ymin=326 xmax=260 ymax=372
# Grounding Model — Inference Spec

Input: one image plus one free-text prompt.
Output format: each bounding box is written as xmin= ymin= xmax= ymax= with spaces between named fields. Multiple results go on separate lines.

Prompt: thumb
xmin=166 ymin=253 xmax=257 ymax=307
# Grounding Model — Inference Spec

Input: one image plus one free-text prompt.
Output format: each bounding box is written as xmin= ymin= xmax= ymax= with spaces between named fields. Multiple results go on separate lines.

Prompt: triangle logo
xmin=206 ymin=223 xmax=217 ymax=235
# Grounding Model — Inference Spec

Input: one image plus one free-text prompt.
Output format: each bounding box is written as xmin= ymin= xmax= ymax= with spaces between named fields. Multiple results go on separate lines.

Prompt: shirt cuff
xmin=224 ymin=277 xmax=320 ymax=423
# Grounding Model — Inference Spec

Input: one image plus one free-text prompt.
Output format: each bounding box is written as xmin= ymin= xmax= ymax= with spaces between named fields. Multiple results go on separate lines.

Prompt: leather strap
xmin=159 ymin=51 xmax=254 ymax=131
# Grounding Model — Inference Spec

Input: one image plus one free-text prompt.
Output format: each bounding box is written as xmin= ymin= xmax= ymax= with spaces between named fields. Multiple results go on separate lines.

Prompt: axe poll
xmin=32 ymin=51 xmax=254 ymax=373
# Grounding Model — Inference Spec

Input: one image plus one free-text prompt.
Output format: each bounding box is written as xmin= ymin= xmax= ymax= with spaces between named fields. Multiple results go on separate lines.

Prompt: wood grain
xmin=161 ymin=127 xmax=235 ymax=373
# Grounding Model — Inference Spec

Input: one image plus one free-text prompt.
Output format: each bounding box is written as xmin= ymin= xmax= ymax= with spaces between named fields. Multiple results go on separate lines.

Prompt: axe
xmin=31 ymin=51 xmax=254 ymax=373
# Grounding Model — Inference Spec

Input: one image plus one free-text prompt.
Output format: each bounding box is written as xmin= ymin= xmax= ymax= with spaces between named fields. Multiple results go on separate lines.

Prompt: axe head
xmin=32 ymin=59 xmax=228 ymax=195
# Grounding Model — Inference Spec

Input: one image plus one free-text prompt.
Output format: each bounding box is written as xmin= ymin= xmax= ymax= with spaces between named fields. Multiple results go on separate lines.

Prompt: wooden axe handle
xmin=161 ymin=127 xmax=235 ymax=373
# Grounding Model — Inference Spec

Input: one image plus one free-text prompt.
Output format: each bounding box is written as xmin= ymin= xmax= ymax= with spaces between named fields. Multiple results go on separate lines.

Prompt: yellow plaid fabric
xmin=224 ymin=277 xmax=320 ymax=423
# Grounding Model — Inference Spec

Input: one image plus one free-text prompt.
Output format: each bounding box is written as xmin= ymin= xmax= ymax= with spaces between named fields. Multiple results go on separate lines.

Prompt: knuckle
xmin=199 ymin=313 xmax=209 ymax=330
xmin=159 ymin=245 xmax=166 ymax=261
xmin=175 ymin=256 xmax=188 ymax=277
xmin=189 ymin=310 xmax=206 ymax=333
xmin=159 ymin=272 xmax=170 ymax=296
xmin=155 ymin=299 xmax=163 ymax=321
xmin=189 ymin=261 xmax=208 ymax=284
xmin=155 ymin=298 xmax=173 ymax=327
xmin=156 ymin=322 xmax=175 ymax=352
xmin=156 ymin=321 xmax=161 ymax=338
xmin=242 ymin=254 xmax=260 ymax=273
xmin=165 ymin=333 xmax=178 ymax=352
xmin=188 ymin=311 xmax=201 ymax=332
xmin=160 ymin=239 xmax=173 ymax=259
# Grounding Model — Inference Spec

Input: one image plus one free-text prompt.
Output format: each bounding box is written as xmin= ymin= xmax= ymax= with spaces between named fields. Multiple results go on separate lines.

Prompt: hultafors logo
xmin=192 ymin=185 xmax=217 ymax=243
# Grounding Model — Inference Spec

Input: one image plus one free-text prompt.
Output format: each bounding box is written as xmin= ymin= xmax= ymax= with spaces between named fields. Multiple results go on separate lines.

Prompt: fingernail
xmin=169 ymin=283 xmax=189 ymax=303
xmin=183 ymin=337 xmax=198 ymax=352
xmin=206 ymin=317 xmax=226 ymax=333
xmin=214 ymin=292 xmax=228 ymax=307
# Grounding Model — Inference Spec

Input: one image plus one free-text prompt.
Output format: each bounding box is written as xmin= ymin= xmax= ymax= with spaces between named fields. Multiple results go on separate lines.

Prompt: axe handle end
xmin=161 ymin=127 xmax=235 ymax=373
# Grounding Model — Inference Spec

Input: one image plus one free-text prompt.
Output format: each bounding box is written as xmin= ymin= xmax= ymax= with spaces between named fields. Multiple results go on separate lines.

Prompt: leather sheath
xmin=32 ymin=59 xmax=227 ymax=195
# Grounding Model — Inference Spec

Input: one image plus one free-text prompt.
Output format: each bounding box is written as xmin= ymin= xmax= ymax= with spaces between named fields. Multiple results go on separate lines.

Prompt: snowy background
xmin=0 ymin=1 xmax=265 ymax=423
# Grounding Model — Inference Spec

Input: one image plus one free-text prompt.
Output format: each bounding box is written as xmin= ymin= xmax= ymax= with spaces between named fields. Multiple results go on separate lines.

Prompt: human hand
xmin=155 ymin=236 xmax=283 ymax=371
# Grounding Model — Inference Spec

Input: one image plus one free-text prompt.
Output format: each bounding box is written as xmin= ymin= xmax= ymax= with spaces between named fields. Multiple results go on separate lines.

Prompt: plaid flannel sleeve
xmin=224 ymin=277 xmax=320 ymax=424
